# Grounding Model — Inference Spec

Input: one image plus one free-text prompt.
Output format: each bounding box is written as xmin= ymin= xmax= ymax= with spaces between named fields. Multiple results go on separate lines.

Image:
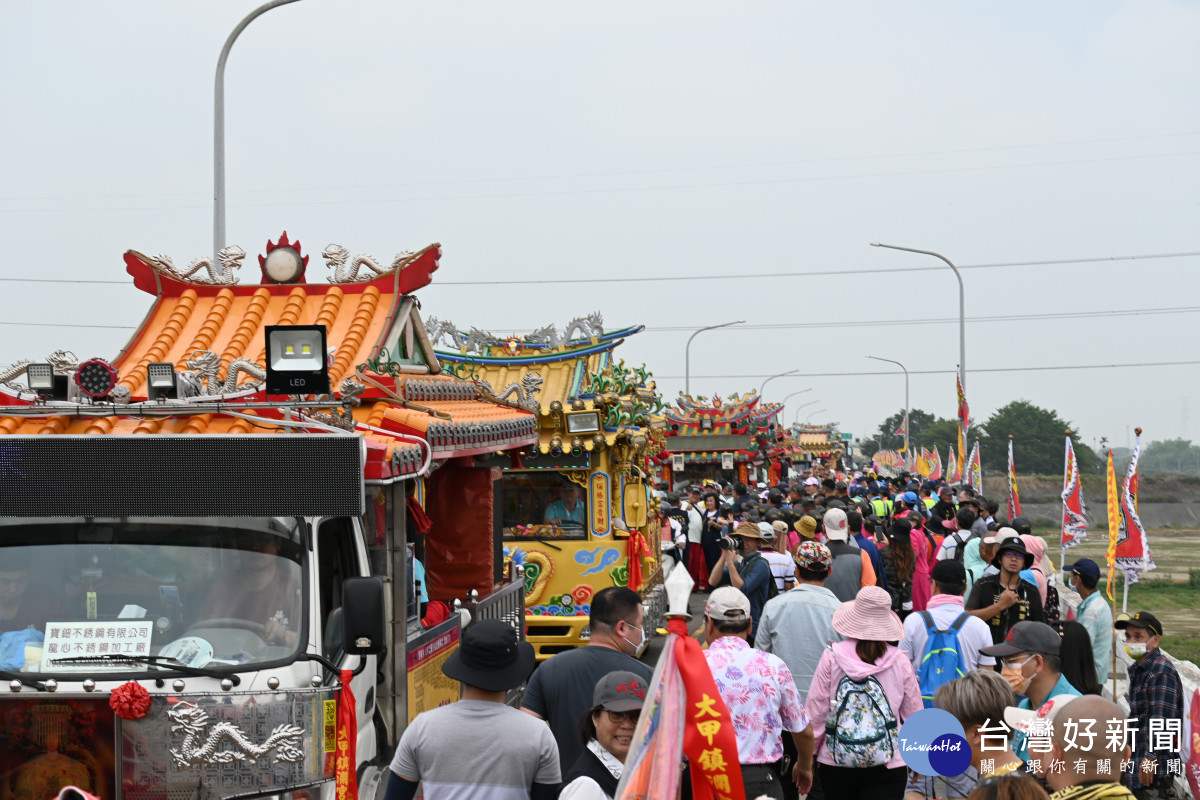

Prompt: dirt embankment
xmin=982 ymin=474 xmax=1200 ymax=504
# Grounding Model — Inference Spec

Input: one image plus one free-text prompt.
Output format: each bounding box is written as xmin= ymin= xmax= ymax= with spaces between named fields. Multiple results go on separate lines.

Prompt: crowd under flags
xmin=1060 ymin=432 xmax=1089 ymax=566
xmin=1006 ymin=436 xmax=1022 ymax=520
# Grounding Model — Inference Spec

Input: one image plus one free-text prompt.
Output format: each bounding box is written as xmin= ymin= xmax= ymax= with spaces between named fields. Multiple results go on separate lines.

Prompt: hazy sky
xmin=2 ymin=1 xmax=1198 ymax=454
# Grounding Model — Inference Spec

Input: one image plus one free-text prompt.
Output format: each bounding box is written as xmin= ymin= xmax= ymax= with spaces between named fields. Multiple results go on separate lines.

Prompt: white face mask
xmin=1125 ymin=642 xmax=1148 ymax=659
xmin=621 ymin=623 xmax=646 ymax=653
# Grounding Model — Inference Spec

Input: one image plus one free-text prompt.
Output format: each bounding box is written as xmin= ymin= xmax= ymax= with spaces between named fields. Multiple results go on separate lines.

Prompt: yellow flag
xmin=1105 ymin=450 xmax=1120 ymax=600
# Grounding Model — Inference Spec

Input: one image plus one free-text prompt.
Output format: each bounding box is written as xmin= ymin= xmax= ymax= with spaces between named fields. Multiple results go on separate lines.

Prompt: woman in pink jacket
xmin=804 ymin=585 xmax=922 ymax=799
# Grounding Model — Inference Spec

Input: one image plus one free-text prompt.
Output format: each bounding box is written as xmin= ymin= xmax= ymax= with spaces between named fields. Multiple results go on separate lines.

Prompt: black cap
xmin=931 ymin=560 xmax=967 ymax=587
xmin=1010 ymin=515 xmax=1032 ymax=536
xmin=979 ymin=621 xmax=1062 ymax=658
xmin=1115 ymin=611 xmax=1163 ymax=637
xmin=1063 ymin=558 xmax=1101 ymax=581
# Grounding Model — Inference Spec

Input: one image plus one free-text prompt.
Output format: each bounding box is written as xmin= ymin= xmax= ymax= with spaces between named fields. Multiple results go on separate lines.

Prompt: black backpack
xmin=741 ymin=553 xmax=779 ymax=604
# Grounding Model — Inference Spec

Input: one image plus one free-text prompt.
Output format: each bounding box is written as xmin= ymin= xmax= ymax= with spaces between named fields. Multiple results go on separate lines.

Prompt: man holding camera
xmin=708 ymin=521 xmax=773 ymax=639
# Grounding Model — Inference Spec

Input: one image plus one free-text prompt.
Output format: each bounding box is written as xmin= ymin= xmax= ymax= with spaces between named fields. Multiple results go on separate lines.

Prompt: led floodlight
xmin=147 ymin=362 xmax=177 ymax=400
xmin=265 ymin=325 xmax=329 ymax=395
xmin=26 ymin=364 xmax=54 ymax=393
xmin=566 ymin=411 xmax=601 ymax=434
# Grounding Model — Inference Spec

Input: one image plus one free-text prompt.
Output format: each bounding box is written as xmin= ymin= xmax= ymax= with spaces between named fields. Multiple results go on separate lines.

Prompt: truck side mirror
xmin=342 ymin=577 xmax=386 ymax=655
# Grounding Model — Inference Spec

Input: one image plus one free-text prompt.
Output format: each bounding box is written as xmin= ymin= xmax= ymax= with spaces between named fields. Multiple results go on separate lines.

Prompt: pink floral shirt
xmin=703 ymin=635 xmax=809 ymax=764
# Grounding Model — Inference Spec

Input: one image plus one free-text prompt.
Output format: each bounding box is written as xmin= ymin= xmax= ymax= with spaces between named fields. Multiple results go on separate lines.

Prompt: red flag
xmin=334 ymin=670 xmax=358 ymax=800
xmin=928 ymin=446 xmax=942 ymax=481
xmin=946 ymin=446 xmax=960 ymax=483
xmin=671 ymin=618 xmax=746 ymax=800
xmin=1007 ymin=437 xmax=1022 ymax=520
xmin=617 ymin=617 xmax=746 ymax=800
xmin=1115 ymin=428 xmax=1156 ymax=579
xmin=1186 ymin=688 xmax=1200 ymax=800
xmin=1061 ymin=436 xmax=1088 ymax=551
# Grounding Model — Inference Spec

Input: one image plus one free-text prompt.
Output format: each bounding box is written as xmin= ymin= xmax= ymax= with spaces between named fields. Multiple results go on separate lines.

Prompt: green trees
xmin=1139 ymin=438 xmax=1200 ymax=475
xmin=978 ymin=400 xmax=1096 ymax=475
xmin=861 ymin=400 xmax=1098 ymax=476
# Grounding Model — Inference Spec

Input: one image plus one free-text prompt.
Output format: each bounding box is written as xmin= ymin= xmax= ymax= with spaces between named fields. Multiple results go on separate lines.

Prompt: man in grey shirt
xmin=754 ymin=541 xmax=842 ymax=702
xmin=388 ymin=619 xmax=560 ymax=800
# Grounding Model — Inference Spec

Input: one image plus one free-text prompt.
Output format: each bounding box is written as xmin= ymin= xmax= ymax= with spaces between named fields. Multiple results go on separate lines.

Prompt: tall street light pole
xmin=868 ymin=355 xmax=909 ymax=470
xmin=805 ymin=408 xmax=827 ymax=424
xmin=780 ymin=388 xmax=813 ymax=407
xmin=758 ymin=369 xmax=799 ymax=400
xmin=870 ymin=242 xmax=966 ymax=392
xmin=792 ymin=400 xmax=819 ymax=425
xmin=684 ymin=320 xmax=743 ymax=396
xmin=215 ymin=0 xmax=304 ymax=260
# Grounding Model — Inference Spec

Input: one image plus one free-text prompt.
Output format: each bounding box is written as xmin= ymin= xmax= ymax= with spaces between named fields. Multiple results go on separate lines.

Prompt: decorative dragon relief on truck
xmin=321 ymin=244 xmax=416 ymax=283
xmin=475 ymin=372 xmax=543 ymax=412
xmin=426 ymin=313 xmax=605 ymax=355
xmin=151 ymin=246 xmax=245 ymax=285
xmin=168 ymin=702 xmax=305 ymax=768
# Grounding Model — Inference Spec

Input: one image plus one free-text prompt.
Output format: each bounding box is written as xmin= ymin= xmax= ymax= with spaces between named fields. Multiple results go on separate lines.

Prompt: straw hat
xmin=832 ymin=586 xmax=905 ymax=642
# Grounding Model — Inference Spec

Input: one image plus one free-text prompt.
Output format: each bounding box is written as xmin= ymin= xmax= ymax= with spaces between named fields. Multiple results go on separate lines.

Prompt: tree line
xmin=860 ymin=400 xmax=1200 ymax=476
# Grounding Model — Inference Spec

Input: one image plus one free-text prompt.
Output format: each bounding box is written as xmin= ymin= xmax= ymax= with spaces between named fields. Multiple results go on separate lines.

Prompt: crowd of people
xmin=380 ymin=471 xmax=1187 ymax=800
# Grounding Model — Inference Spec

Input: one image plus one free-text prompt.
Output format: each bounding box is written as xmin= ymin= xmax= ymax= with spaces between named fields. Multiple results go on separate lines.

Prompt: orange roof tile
xmin=0 ymin=238 xmax=539 ymax=477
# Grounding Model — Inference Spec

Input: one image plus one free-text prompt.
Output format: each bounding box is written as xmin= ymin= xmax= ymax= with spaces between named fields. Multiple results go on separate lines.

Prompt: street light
xmin=868 ymin=355 xmax=909 ymax=470
xmin=214 ymin=0 xmax=304 ymax=261
xmin=758 ymin=369 xmax=799 ymax=400
xmin=870 ymin=242 xmax=966 ymax=392
xmin=684 ymin=320 xmax=743 ymax=396
xmin=792 ymin=399 xmax=819 ymax=425
xmin=805 ymin=408 xmax=827 ymax=424
xmin=780 ymin=388 xmax=813 ymax=406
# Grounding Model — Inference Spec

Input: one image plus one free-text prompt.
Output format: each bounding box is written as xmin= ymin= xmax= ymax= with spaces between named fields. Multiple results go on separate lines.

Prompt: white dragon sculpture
xmin=424 ymin=317 xmax=465 ymax=350
xmin=152 ymin=245 xmax=245 ymax=285
xmin=181 ymin=350 xmax=266 ymax=395
xmin=526 ymin=312 xmax=604 ymax=349
xmin=168 ymin=702 xmax=304 ymax=768
xmin=476 ymin=372 xmax=543 ymax=412
xmin=322 ymin=244 xmax=414 ymax=283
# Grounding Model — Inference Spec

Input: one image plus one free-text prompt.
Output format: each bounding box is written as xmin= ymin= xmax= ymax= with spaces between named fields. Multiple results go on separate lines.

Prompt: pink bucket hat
xmin=832 ymin=585 xmax=905 ymax=642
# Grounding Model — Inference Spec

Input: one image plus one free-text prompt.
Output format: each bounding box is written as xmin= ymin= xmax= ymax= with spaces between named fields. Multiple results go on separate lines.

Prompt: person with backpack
xmin=899 ymin=558 xmax=1000 ymax=798
xmin=804 ymin=585 xmax=921 ymax=800
xmin=707 ymin=521 xmax=775 ymax=639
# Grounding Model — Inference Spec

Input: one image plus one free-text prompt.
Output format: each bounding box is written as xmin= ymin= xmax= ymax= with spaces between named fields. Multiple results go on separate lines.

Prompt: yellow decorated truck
xmin=431 ymin=318 xmax=668 ymax=659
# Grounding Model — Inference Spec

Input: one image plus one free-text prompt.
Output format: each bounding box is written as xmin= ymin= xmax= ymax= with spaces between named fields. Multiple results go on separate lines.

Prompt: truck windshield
xmin=0 ymin=517 xmax=304 ymax=675
xmin=501 ymin=473 xmax=590 ymax=540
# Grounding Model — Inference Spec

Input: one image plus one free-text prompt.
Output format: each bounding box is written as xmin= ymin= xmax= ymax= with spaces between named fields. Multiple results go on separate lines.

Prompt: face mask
xmin=1001 ymin=657 xmax=1034 ymax=695
xmin=621 ymin=623 xmax=646 ymax=653
xmin=1125 ymin=642 xmax=1148 ymax=659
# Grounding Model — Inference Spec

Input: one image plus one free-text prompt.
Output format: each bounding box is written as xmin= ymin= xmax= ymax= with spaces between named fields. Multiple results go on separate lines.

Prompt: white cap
xmin=706 ymin=586 xmax=751 ymax=621
xmin=757 ymin=522 xmax=774 ymax=540
xmin=804 ymin=477 xmax=820 ymax=486
xmin=824 ymin=508 xmax=849 ymax=542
